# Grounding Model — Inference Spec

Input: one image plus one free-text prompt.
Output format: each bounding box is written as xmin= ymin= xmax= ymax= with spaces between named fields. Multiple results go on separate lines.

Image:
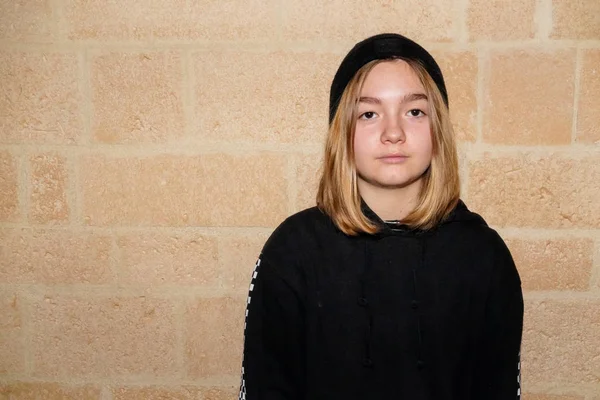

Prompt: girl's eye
xmin=359 ymin=111 xmax=377 ymax=120
xmin=408 ymin=109 xmax=425 ymax=117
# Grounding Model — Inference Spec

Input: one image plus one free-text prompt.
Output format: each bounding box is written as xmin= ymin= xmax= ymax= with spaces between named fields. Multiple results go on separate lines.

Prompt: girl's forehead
xmin=365 ymin=60 xmax=416 ymax=79
xmin=361 ymin=61 xmax=424 ymax=94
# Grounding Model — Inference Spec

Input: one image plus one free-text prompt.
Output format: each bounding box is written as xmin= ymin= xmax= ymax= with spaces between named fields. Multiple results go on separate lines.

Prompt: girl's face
xmin=353 ymin=60 xmax=433 ymax=194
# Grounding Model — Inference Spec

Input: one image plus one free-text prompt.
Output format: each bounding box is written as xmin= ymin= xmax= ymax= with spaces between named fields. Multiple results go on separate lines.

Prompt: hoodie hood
xmin=360 ymin=199 xmax=488 ymax=237
xmin=441 ymin=200 xmax=488 ymax=226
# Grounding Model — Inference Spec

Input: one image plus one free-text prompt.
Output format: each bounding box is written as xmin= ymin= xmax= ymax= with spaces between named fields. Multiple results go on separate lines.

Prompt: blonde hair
xmin=316 ymin=58 xmax=460 ymax=235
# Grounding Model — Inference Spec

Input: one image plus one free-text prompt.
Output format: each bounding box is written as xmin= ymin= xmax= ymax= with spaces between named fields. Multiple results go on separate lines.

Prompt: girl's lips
xmin=379 ymin=155 xmax=408 ymax=164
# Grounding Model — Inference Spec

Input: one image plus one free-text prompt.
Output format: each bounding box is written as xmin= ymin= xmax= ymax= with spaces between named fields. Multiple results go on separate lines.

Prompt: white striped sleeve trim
xmin=238 ymin=257 xmax=262 ymax=400
xmin=516 ymin=349 xmax=521 ymax=399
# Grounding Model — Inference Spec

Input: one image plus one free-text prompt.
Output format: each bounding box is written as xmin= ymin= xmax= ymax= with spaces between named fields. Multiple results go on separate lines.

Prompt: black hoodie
xmin=238 ymin=200 xmax=523 ymax=400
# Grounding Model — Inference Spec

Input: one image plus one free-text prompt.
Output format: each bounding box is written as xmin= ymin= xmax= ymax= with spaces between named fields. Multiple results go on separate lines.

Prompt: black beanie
xmin=329 ymin=33 xmax=448 ymax=124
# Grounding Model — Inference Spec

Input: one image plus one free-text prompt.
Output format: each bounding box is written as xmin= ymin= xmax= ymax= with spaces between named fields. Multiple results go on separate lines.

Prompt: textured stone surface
xmin=65 ymin=0 xmax=278 ymax=40
xmin=0 ymin=151 xmax=19 ymax=222
xmin=0 ymin=229 xmax=112 ymax=284
xmin=432 ymin=51 xmax=478 ymax=142
xmin=1 ymin=1 xmax=599 ymax=396
xmin=0 ymin=0 xmax=55 ymax=41
xmin=467 ymin=0 xmax=536 ymax=40
xmin=0 ymin=52 xmax=82 ymax=144
xmin=282 ymin=0 xmax=457 ymax=42
xmin=117 ymin=232 xmax=219 ymax=286
xmin=523 ymin=299 xmax=600 ymax=385
xmin=31 ymin=295 xmax=177 ymax=378
xmin=81 ymin=154 xmax=287 ymax=227
xmin=295 ymin=153 xmax=321 ymax=212
xmin=91 ymin=52 xmax=185 ymax=144
xmin=185 ymin=297 xmax=244 ymax=378
xmin=30 ymin=154 xmax=69 ymax=223
xmin=0 ymin=292 xmax=25 ymax=375
xmin=193 ymin=51 xmax=335 ymax=145
xmin=484 ymin=50 xmax=575 ymax=145
xmin=200 ymin=388 xmax=237 ymax=400
xmin=551 ymin=1 xmax=600 ymax=39
xmin=0 ymin=383 xmax=101 ymax=399
xmin=218 ymin=233 xmax=269 ymax=293
xmin=505 ymin=238 xmax=594 ymax=291
xmin=595 ymin=243 xmax=600 ymax=289
xmin=468 ymin=154 xmax=600 ymax=228
xmin=112 ymin=386 xmax=236 ymax=400
xmin=577 ymin=49 xmax=600 ymax=144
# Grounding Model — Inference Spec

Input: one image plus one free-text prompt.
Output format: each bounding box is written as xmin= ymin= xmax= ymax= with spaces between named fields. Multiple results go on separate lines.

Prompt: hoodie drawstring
xmin=359 ymin=234 xmax=426 ymax=370
xmin=413 ymin=235 xmax=426 ymax=369
xmin=359 ymin=241 xmax=374 ymax=368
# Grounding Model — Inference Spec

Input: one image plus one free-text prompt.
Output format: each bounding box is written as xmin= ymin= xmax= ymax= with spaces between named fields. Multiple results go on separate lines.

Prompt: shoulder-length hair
xmin=316 ymin=58 xmax=460 ymax=235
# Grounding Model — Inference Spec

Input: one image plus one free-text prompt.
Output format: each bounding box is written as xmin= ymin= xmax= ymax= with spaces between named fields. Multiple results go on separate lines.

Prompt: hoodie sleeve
xmin=473 ymin=233 xmax=524 ymax=399
xmin=238 ymin=255 xmax=305 ymax=400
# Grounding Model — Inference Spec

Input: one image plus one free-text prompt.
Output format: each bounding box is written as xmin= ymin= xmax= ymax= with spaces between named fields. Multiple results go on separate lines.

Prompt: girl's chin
xmin=359 ymin=176 xmax=423 ymax=190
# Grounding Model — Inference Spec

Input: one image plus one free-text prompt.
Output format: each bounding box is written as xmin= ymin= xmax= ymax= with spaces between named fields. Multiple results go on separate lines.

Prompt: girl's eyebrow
xmin=358 ymin=92 xmax=428 ymax=105
xmin=358 ymin=96 xmax=381 ymax=105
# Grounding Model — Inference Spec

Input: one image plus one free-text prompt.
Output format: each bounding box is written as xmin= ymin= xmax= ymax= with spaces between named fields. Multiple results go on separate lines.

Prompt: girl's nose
xmin=381 ymin=116 xmax=406 ymax=143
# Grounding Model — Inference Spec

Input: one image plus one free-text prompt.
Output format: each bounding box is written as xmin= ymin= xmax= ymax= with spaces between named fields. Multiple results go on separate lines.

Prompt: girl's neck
xmin=359 ymin=181 xmax=421 ymax=221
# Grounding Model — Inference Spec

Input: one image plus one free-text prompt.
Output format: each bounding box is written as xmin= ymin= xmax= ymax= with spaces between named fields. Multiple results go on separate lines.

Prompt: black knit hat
xmin=329 ymin=33 xmax=448 ymax=124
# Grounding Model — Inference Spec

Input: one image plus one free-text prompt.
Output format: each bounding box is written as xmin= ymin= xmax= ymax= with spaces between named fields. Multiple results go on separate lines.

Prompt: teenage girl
xmin=238 ymin=33 xmax=524 ymax=400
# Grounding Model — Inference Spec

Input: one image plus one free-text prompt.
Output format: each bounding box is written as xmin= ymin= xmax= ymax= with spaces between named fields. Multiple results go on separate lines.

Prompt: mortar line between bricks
xmin=475 ymin=47 xmax=487 ymax=144
xmin=79 ymin=48 xmax=92 ymax=147
xmin=3 ymin=224 xmax=599 ymax=238
xmin=496 ymin=228 xmax=600 ymax=239
xmin=0 ymin=39 xmax=342 ymax=53
xmin=276 ymin=0 xmax=284 ymax=40
xmin=66 ymin=153 xmax=79 ymax=227
xmin=465 ymin=39 xmax=600 ymax=49
xmin=590 ymin=238 xmax=600 ymax=290
xmin=21 ymin=289 xmax=34 ymax=376
xmin=459 ymin=146 xmax=469 ymax=203
xmin=0 ymin=283 xmax=250 ymax=299
xmin=101 ymin=385 xmax=113 ymax=400
xmin=22 ymin=150 xmax=31 ymax=224
xmin=0 ymin=224 xmax=276 ymax=236
xmin=523 ymin=381 xmax=600 ymax=397
xmin=49 ymin=0 xmax=66 ymax=43
xmin=0 ymin=142 xmax=324 ymax=156
xmin=182 ymin=49 xmax=195 ymax=141
xmin=571 ymin=47 xmax=582 ymax=144
xmin=173 ymin=298 xmax=186 ymax=380
xmin=0 ymin=40 xmax=288 ymax=52
xmin=534 ymin=0 xmax=553 ymax=40
xmin=457 ymin=0 xmax=469 ymax=43
xmin=216 ymin=235 xmax=228 ymax=294
xmin=523 ymin=291 xmax=600 ymax=300
xmin=109 ymin=234 xmax=122 ymax=283
xmin=1 ymin=39 xmax=599 ymax=53
xmin=467 ymin=143 xmax=600 ymax=156
xmin=0 ymin=374 xmax=240 ymax=387
xmin=287 ymin=156 xmax=297 ymax=215
xmin=17 ymin=153 xmax=27 ymax=223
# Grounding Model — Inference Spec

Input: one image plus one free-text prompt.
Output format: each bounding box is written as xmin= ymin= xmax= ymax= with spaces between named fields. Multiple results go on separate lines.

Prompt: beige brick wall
xmin=0 ymin=0 xmax=598 ymax=398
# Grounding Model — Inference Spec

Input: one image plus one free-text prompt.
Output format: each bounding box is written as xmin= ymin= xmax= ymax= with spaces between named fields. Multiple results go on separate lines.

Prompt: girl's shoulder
xmin=436 ymin=201 xmax=514 ymax=261
xmin=262 ymin=206 xmax=335 ymax=255
xmin=256 ymin=207 xmax=336 ymax=288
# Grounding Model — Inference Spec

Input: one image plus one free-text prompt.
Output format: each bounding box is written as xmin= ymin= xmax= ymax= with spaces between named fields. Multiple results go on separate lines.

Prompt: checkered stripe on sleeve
xmin=238 ymin=257 xmax=262 ymax=400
